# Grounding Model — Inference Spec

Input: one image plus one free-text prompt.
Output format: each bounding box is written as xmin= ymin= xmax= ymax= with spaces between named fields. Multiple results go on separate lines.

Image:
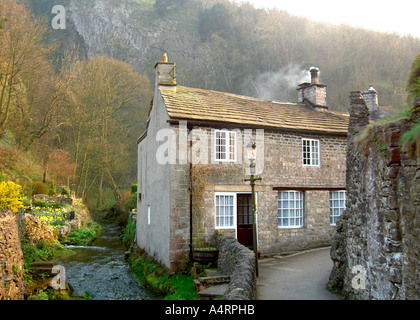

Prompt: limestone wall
xmin=328 ymin=92 xmax=419 ymax=300
xmin=216 ymin=236 xmax=256 ymax=300
xmin=0 ymin=210 xmax=25 ymax=300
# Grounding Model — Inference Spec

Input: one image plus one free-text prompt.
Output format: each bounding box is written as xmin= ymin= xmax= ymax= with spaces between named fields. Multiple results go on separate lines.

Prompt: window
xmin=330 ymin=191 xmax=346 ymax=225
xmin=278 ymin=191 xmax=304 ymax=228
xmin=215 ymin=193 xmax=236 ymax=228
xmin=147 ymin=205 xmax=151 ymax=225
xmin=302 ymin=138 xmax=320 ymax=166
xmin=215 ymin=130 xmax=236 ymax=162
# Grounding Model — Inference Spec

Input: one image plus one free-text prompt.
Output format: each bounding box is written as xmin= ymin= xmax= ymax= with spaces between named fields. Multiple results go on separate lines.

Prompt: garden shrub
xmin=56 ymin=185 xmax=71 ymax=196
xmin=32 ymin=181 xmax=47 ymax=196
xmin=0 ymin=180 xmax=25 ymax=212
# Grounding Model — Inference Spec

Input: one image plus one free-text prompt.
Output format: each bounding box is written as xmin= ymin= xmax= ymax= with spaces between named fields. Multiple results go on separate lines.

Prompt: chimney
xmin=154 ymin=53 xmax=176 ymax=87
xmin=297 ymin=67 xmax=327 ymax=110
xmin=348 ymin=91 xmax=369 ymax=137
xmin=362 ymin=85 xmax=380 ymax=120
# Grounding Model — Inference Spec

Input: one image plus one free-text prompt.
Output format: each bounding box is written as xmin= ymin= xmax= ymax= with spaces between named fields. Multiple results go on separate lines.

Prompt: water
xmin=57 ymin=223 xmax=153 ymax=300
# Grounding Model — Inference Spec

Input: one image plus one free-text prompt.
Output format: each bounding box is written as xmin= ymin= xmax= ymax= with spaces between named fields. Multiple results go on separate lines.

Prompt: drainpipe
xmin=188 ymin=124 xmax=193 ymax=264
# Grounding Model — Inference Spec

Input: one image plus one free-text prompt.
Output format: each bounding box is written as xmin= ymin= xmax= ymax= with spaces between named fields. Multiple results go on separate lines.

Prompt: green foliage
xmin=64 ymin=222 xmax=103 ymax=245
xmin=406 ymin=53 xmax=420 ymax=103
xmin=165 ymin=274 xmax=199 ymax=300
xmin=22 ymin=240 xmax=72 ymax=268
xmin=128 ymin=250 xmax=198 ymax=299
xmin=122 ymin=210 xmax=136 ymax=248
xmin=32 ymin=200 xmax=64 ymax=209
xmin=32 ymin=181 xmax=47 ymax=196
xmin=400 ymin=123 xmax=420 ymax=157
xmin=198 ymin=3 xmax=233 ymax=42
xmin=130 ymin=184 xmax=137 ymax=194
xmin=48 ymin=181 xmax=55 ymax=196
xmin=124 ymin=193 xmax=137 ymax=211
xmin=28 ymin=290 xmax=49 ymax=300
xmin=56 ymin=185 xmax=71 ymax=196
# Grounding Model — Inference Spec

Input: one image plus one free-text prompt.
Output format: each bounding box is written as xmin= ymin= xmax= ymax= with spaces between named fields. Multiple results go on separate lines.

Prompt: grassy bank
xmin=63 ymin=221 xmax=103 ymax=246
xmin=128 ymin=249 xmax=199 ymax=300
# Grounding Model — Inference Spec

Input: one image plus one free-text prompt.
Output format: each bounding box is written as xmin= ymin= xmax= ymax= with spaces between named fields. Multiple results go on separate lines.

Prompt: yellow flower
xmin=0 ymin=181 xmax=25 ymax=212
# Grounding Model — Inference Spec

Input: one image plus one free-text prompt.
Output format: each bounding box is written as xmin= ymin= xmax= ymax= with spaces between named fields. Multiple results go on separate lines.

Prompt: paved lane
xmin=257 ymin=247 xmax=343 ymax=300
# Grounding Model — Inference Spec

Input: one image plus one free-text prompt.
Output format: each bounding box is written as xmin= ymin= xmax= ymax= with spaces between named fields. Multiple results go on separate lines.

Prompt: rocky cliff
xmin=67 ymin=0 xmax=210 ymax=85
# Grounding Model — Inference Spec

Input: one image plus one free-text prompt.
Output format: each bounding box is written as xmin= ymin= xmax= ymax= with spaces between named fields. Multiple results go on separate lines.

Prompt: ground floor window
xmin=278 ymin=190 xmax=304 ymax=228
xmin=215 ymin=193 xmax=236 ymax=228
xmin=330 ymin=191 xmax=346 ymax=225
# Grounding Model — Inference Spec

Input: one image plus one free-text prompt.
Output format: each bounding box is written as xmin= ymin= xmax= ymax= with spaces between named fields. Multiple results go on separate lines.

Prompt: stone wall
xmin=328 ymin=92 xmax=419 ymax=300
xmin=215 ymin=236 xmax=256 ymax=300
xmin=23 ymin=214 xmax=58 ymax=244
xmin=0 ymin=210 xmax=25 ymax=300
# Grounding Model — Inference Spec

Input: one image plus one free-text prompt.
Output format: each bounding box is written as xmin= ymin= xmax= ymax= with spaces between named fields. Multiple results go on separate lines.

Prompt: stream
xmin=57 ymin=223 xmax=154 ymax=300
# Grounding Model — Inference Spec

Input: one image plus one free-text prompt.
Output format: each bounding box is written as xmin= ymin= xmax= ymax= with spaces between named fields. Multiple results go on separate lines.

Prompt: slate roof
xmin=159 ymin=85 xmax=349 ymax=135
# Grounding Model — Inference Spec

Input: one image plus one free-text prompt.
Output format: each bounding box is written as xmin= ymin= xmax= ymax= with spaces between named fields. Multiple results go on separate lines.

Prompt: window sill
xmin=278 ymin=226 xmax=303 ymax=229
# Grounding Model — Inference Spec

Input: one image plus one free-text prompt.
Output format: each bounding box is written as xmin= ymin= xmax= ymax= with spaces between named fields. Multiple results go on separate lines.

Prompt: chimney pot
xmin=161 ymin=53 xmax=168 ymax=62
xmin=310 ymin=67 xmax=319 ymax=84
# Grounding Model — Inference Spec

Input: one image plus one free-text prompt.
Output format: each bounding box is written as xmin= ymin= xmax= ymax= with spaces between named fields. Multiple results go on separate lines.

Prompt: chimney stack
xmin=297 ymin=67 xmax=327 ymax=109
xmin=154 ymin=53 xmax=176 ymax=87
xmin=348 ymin=91 xmax=369 ymax=137
xmin=362 ymin=85 xmax=380 ymax=119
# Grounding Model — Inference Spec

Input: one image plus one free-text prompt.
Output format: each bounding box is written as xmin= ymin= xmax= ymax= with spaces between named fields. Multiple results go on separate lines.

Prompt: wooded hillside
xmin=27 ymin=0 xmax=420 ymax=113
xmin=2 ymin=0 xmax=419 ymax=209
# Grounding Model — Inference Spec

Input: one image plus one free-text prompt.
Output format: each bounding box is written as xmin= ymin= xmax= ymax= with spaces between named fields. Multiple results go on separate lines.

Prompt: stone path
xmin=257 ymin=247 xmax=343 ymax=300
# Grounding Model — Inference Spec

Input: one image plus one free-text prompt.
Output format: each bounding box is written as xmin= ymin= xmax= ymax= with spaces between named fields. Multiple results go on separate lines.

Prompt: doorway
xmin=237 ymin=194 xmax=253 ymax=250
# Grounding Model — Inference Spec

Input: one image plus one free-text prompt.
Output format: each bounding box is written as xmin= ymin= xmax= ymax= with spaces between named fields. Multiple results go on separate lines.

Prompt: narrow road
xmin=257 ymin=247 xmax=343 ymax=300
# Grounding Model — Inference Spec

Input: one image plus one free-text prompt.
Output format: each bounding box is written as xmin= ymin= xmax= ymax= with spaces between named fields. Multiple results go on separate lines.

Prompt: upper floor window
xmin=302 ymin=138 xmax=320 ymax=166
xmin=215 ymin=130 xmax=236 ymax=162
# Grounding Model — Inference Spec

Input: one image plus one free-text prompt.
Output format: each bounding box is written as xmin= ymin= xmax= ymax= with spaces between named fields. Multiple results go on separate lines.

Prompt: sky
xmin=234 ymin=0 xmax=420 ymax=39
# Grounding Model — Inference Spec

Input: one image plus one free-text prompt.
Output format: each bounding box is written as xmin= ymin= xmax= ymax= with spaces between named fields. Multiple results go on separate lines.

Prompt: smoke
xmin=244 ymin=64 xmax=311 ymax=102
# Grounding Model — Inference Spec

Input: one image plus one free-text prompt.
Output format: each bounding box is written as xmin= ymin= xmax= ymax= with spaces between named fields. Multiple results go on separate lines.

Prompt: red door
xmin=237 ymin=194 xmax=253 ymax=250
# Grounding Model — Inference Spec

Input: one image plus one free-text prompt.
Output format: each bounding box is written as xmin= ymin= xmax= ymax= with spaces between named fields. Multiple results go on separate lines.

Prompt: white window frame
xmin=302 ymin=138 xmax=320 ymax=167
xmin=278 ymin=190 xmax=304 ymax=228
xmin=215 ymin=192 xmax=237 ymax=229
xmin=330 ymin=191 xmax=346 ymax=225
xmin=147 ymin=205 xmax=151 ymax=225
xmin=214 ymin=130 xmax=237 ymax=162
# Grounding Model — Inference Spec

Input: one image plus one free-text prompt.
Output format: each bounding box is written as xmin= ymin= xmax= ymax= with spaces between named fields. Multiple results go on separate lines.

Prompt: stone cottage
xmin=137 ymin=55 xmax=349 ymax=271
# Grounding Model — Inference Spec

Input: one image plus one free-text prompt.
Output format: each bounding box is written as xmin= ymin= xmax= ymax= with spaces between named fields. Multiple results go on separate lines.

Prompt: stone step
xmin=196 ymin=275 xmax=230 ymax=292
xmin=204 ymin=268 xmax=224 ymax=277
xmin=31 ymin=261 xmax=57 ymax=275
xmin=198 ymin=283 xmax=229 ymax=300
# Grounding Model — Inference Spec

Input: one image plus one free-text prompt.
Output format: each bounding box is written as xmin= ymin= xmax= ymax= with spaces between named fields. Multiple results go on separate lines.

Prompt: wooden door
xmin=237 ymin=194 xmax=253 ymax=250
